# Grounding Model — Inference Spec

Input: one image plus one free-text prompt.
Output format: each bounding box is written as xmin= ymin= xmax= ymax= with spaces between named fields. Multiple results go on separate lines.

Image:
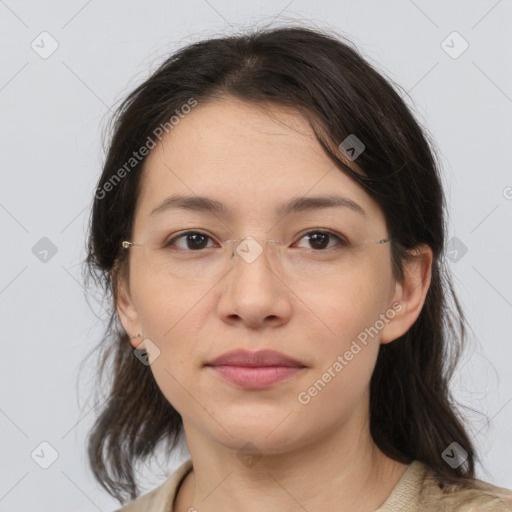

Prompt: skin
xmin=116 ymin=97 xmax=433 ymax=512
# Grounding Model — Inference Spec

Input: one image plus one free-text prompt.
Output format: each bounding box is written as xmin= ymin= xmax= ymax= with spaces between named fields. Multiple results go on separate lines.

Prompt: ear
xmin=111 ymin=266 xmax=145 ymax=350
xmin=380 ymin=243 xmax=433 ymax=344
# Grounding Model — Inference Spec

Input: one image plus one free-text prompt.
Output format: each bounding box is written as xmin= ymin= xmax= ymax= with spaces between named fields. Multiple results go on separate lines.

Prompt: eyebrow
xmin=150 ymin=193 xmax=366 ymax=218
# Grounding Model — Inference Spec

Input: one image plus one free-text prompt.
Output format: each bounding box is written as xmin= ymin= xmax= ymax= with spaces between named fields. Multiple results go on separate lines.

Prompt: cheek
xmin=293 ymin=265 xmax=392 ymax=345
xmin=130 ymin=276 xmax=198 ymax=389
xmin=134 ymin=283 xmax=201 ymax=414
xmin=293 ymin=277 xmax=388 ymax=420
xmin=133 ymin=269 xmax=206 ymax=333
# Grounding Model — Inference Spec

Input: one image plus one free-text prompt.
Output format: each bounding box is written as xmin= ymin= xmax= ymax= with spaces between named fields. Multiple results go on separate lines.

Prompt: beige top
xmin=115 ymin=458 xmax=512 ymax=512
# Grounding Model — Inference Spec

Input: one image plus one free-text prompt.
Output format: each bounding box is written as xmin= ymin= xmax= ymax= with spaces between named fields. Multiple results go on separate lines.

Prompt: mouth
xmin=204 ymin=349 xmax=306 ymax=390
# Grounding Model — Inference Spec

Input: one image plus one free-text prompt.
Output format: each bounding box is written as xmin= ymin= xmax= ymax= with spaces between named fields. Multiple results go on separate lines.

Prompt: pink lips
xmin=205 ymin=349 xmax=306 ymax=389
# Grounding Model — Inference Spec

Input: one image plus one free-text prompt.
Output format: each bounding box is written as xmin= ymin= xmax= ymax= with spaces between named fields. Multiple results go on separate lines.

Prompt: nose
xmin=216 ymin=238 xmax=292 ymax=329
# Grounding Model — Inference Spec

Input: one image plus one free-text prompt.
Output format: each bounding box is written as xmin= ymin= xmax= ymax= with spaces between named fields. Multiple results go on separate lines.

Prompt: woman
xmin=84 ymin=25 xmax=512 ymax=511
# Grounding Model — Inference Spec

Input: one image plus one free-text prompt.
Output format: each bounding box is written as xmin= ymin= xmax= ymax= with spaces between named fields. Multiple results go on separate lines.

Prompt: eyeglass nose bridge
xmin=224 ymin=236 xmax=282 ymax=265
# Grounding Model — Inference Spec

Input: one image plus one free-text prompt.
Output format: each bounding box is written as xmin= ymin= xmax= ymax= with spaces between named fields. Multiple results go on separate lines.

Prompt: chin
xmin=212 ymin=421 xmax=303 ymax=453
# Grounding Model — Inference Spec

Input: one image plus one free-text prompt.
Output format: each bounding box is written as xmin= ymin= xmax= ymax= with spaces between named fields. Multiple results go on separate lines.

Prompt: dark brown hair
xmin=83 ymin=24 xmax=477 ymax=504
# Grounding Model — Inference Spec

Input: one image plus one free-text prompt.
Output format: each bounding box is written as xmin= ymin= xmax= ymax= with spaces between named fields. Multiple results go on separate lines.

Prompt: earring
xmin=131 ymin=333 xmax=141 ymax=339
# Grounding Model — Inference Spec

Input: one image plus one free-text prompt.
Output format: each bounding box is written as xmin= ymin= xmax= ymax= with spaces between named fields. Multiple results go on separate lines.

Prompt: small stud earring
xmin=131 ymin=333 xmax=141 ymax=339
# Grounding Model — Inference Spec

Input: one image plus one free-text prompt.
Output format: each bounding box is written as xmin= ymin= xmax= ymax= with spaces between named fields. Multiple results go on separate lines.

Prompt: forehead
xmin=135 ymin=98 xmax=385 ymax=225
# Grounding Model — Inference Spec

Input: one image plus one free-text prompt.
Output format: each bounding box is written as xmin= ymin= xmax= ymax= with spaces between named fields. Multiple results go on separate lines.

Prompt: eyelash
xmin=163 ymin=230 xmax=349 ymax=251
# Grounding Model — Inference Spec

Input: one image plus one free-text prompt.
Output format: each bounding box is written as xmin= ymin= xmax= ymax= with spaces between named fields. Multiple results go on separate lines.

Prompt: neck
xmin=174 ymin=415 xmax=408 ymax=512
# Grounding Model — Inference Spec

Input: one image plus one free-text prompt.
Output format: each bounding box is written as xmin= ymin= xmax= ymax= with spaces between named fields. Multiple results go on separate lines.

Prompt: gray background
xmin=0 ymin=1 xmax=511 ymax=510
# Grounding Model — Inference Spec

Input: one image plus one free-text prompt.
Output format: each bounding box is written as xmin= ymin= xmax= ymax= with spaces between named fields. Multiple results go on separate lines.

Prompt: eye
xmin=294 ymin=230 xmax=348 ymax=250
xmin=164 ymin=231 xmax=216 ymax=251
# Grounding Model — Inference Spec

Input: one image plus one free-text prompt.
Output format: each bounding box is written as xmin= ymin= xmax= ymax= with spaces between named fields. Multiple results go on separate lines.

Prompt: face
xmin=117 ymin=97 xmax=407 ymax=454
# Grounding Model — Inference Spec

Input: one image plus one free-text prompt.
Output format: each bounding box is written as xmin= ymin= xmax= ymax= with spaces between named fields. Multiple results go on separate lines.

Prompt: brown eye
xmin=165 ymin=231 xmax=215 ymax=250
xmin=295 ymin=230 xmax=347 ymax=250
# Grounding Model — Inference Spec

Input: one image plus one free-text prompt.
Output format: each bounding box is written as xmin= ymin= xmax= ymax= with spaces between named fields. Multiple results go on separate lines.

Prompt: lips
xmin=205 ymin=349 xmax=307 ymax=389
xmin=205 ymin=349 xmax=306 ymax=368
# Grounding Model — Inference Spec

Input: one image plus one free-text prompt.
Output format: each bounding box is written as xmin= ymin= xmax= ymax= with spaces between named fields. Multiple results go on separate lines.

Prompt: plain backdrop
xmin=0 ymin=1 xmax=511 ymax=511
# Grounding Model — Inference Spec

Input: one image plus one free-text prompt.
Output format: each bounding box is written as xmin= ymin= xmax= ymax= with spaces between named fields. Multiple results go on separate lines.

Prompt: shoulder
xmin=421 ymin=467 xmax=512 ymax=512
xmin=113 ymin=458 xmax=193 ymax=512
xmin=380 ymin=460 xmax=512 ymax=512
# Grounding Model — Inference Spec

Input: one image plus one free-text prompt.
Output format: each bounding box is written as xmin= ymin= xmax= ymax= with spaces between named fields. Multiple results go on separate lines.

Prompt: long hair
xmin=83 ymin=24 xmax=476 ymax=504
